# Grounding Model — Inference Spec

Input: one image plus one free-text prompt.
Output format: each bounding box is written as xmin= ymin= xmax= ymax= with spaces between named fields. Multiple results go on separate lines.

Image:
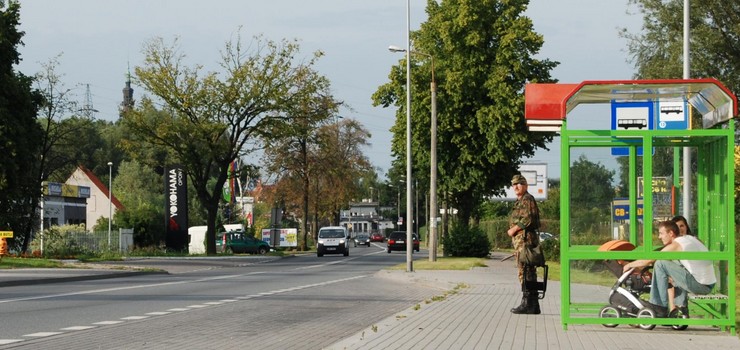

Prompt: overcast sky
xmin=15 ymin=0 xmax=643 ymax=179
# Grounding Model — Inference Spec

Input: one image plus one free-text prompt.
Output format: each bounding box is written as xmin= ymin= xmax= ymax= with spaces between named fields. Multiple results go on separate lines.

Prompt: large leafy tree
xmin=623 ymin=0 xmax=740 ymax=92
xmin=623 ymin=0 xmax=740 ymax=224
xmin=0 ymin=1 xmax=44 ymax=251
xmin=373 ymin=0 xmax=557 ymax=226
xmin=261 ymin=75 xmax=340 ymax=250
xmin=123 ymin=34 xmax=326 ymax=255
xmin=262 ymin=118 xmax=372 ymax=246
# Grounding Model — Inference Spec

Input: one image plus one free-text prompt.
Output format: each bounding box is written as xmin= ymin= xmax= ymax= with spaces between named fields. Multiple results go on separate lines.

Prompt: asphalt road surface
xmin=0 ymin=244 xmax=443 ymax=349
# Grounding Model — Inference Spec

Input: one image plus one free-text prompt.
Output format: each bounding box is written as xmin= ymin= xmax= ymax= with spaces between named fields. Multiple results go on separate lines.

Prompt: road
xmin=0 ymin=244 xmax=442 ymax=349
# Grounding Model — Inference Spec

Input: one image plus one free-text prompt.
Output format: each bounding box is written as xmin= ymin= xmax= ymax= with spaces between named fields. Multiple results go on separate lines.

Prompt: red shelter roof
xmin=525 ymin=78 xmax=738 ymax=131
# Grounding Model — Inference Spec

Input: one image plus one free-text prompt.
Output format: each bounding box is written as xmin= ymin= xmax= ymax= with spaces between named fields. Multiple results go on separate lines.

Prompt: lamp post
xmin=107 ymin=161 xmax=112 ymax=248
xmin=386 ymin=0 xmax=414 ymax=272
xmin=388 ymin=45 xmax=437 ymax=262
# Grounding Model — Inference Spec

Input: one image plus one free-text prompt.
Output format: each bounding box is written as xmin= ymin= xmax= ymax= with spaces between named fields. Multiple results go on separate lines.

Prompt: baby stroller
xmin=597 ymin=240 xmax=688 ymax=330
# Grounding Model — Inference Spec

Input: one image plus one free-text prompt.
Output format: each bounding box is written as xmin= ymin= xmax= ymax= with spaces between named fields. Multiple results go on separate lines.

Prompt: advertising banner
xmin=261 ymin=228 xmax=298 ymax=247
xmin=165 ymin=165 xmax=189 ymax=251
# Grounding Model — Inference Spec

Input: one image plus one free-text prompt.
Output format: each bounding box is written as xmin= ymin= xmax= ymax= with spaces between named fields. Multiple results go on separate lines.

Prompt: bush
xmin=30 ymin=225 xmax=94 ymax=259
xmin=539 ymin=237 xmax=559 ymax=262
xmin=442 ymin=224 xmax=491 ymax=258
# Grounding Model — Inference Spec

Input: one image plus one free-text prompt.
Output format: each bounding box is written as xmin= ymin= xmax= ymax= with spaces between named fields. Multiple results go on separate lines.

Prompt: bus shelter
xmin=525 ymin=79 xmax=737 ymax=333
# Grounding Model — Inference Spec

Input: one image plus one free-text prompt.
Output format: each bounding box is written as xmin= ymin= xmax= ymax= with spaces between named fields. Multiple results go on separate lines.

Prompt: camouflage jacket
xmin=509 ymin=192 xmax=540 ymax=233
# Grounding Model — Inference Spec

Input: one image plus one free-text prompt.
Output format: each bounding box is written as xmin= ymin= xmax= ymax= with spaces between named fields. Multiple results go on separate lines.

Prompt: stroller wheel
xmin=669 ymin=307 xmax=689 ymax=331
xmin=599 ymin=306 xmax=621 ymax=328
xmin=637 ymin=308 xmax=656 ymax=330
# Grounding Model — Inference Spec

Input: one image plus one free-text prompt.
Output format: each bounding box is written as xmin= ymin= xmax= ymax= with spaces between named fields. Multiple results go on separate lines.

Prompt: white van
xmin=316 ymin=226 xmax=349 ymax=257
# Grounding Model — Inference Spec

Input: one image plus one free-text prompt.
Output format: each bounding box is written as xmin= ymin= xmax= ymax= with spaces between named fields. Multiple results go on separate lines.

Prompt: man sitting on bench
xmin=622 ymin=220 xmax=716 ymax=316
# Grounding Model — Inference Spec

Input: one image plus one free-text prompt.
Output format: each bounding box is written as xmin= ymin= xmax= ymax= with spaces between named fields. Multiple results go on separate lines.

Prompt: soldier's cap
xmin=511 ymin=174 xmax=527 ymax=185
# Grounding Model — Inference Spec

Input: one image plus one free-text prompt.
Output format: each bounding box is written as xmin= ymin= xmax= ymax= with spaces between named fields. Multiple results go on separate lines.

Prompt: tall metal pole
xmin=682 ymin=0 xmax=691 ymax=222
xmin=404 ymin=0 xmax=413 ymax=272
xmin=107 ymin=161 xmax=113 ymax=248
xmin=429 ymin=63 xmax=437 ymax=262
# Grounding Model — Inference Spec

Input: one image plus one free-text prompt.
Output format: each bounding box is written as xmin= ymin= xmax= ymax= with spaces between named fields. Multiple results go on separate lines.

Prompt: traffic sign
xmin=611 ymin=101 xmax=653 ymax=156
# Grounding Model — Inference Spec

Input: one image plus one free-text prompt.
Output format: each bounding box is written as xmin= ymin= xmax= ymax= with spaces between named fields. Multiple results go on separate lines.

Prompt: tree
xmin=570 ymin=155 xmax=615 ymax=210
xmin=262 ymin=76 xmax=340 ymax=251
xmin=109 ymin=160 xmax=165 ymax=247
xmin=373 ymin=0 xmax=558 ymax=227
xmin=0 ymin=1 xmax=44 ymax=252
xmin=124 ymin=34 xmax=327 ymax=255
xmin=623 ymin=0 xmax=740 ymax=92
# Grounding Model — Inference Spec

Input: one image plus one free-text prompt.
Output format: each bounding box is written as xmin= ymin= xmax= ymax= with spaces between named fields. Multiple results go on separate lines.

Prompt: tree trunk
xmin=301 ymin=174 xmax=309 ymax=251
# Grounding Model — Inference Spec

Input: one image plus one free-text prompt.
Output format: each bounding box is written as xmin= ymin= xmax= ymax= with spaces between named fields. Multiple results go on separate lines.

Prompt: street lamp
xmin=386 ymin=0 xmax=413 ymax=272
xmin=107 ymin=161 xmax=112 ymax=249
xmin=388 ymin=45 xmax=438 ymax=262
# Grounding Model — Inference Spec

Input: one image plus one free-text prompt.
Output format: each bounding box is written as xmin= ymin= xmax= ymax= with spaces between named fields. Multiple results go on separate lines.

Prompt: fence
xmin=34 ymin=228 xmax=134 ymax=257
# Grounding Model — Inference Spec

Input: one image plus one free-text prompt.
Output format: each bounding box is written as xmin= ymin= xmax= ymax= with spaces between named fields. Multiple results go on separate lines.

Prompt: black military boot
xmin=527 ymin=290 xmax=541 ymax=314
xmin=510 ymin=291 xmax=529 ymax=314
xmin=525 ymin=282 xmax=541 ymax=314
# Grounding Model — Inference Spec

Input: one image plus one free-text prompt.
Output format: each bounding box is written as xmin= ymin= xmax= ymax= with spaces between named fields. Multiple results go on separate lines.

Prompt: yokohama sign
xmin=165 ymin=165 xmax=188 ymax=251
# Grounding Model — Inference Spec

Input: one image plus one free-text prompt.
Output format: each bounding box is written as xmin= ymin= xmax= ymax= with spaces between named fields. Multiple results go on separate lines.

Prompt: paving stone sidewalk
xmin=327 ymin=253 xmax=740 ymax=350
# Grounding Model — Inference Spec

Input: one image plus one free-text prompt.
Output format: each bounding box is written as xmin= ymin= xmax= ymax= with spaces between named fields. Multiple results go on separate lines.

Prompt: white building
xmin=64 ymin=166 xmax=123 ymax=229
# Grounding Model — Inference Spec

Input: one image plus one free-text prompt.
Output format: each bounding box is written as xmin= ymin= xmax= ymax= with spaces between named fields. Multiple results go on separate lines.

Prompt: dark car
xmin=354 ymin=233 xmax=371 ymax=247
xmin=217 ymin=231 xmax=271 ymax=254
xmin=387 ymin=231 xmax=420 ymax=253
xmin=370 ymin=232 xmax=385 ymax=242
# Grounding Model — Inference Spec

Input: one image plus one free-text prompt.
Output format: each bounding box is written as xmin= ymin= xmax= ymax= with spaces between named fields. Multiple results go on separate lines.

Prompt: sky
xmin=14 ymin=0 xmax=644 ymax=180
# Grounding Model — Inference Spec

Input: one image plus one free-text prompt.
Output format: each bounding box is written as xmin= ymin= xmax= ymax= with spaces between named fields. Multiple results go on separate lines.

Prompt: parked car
xmin=354 ymin=233 xmax=371 ymax=247
xmin=216 ymin=231 xmax=271 ymax=254
xmin=370 ymin=232 xmax=385 ymax=242
xmin=317 ymin=226 xmax=350 ymax=257
xmin=387 ymin=231 xmax=420 ymax=253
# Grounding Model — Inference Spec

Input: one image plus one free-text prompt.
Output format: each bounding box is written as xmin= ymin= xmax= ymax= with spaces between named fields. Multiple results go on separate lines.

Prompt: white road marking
xmin=24 ymin=332 xmax=63 ymax=337
xmin=0 ymin=271 xmax=267 ymax=304
xmin=121 ymin=316 xmax=149 ymax=320
xmin=60 ymin=326 xmax=96 ymax=331
xmin=93 ymin=321 xmax=124 ymax=325
xmin=3 ymin=273 xmax=369 ymax=344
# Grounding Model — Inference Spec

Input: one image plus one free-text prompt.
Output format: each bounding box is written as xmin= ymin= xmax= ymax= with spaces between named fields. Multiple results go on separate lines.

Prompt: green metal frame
xmin=559 ymin=121 xmax=736 ymax=333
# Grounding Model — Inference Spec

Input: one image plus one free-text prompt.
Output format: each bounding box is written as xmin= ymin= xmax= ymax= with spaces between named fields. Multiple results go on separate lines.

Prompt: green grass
xmin=0 ymin=257 xmax=66 ymax=269
xmin=387 ymin=257 xmax=488 ymax=270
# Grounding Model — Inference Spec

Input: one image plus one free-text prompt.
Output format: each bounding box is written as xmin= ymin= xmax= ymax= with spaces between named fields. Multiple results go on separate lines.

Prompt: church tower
xmin=120 ymin=69 xmax=134 ymax=117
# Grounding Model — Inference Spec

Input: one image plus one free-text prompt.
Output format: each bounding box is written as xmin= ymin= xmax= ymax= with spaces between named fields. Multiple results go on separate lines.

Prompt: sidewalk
xmin=327 ymin=252 xmax=740 ymax=350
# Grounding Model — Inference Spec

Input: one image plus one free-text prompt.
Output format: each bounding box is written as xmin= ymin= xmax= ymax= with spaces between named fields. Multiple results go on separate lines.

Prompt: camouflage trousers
xmin=512 ymin=231 xmax=538 ymax=284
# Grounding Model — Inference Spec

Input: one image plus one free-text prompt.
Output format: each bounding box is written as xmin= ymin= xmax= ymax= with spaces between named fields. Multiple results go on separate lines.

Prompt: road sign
xmin=0 ymin=231 xmax=13 ymax=238
xmin=657 ymin=100 xmax=688 ymax=130
xmin=611 ymin=101 xmax=653 ymax=156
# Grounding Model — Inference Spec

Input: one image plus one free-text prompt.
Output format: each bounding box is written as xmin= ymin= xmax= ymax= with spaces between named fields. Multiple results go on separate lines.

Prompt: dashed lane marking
xmin=24 ymin=332 xmax=63 ymax=337
xmin=60 ymin=326 xmax=96 ymax=331
xmin=2 ymin=274 xmax=369 ymax=346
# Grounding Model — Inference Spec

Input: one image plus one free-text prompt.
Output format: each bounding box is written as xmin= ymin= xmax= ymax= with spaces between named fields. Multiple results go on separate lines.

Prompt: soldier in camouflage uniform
xmin=506 ymin=174 xmax=541 ymax=314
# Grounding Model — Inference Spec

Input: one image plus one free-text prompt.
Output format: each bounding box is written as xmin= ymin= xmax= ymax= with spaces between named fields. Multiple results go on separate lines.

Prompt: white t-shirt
xmin=675 ymin=235 xmax=717 ymax=285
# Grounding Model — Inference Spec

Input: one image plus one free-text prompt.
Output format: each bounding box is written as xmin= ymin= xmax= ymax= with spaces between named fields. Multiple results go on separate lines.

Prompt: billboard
xmin=165 ymin=165 xmax=189 ymax=251
xmin=261 ymin=228 xmax=298 ymax=247
xmin=495 ymin=163 xmax=548 ymax=201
